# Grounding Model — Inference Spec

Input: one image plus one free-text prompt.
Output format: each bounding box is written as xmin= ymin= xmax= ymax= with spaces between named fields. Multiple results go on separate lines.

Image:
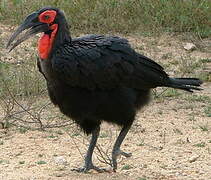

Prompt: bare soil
xmin=0 ymin=24 xmax=211 ymax=180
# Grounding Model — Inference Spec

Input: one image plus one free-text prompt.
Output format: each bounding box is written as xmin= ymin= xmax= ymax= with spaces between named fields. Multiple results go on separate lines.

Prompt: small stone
xmin=188 ymin=155 xmax=200 ymax=163
xmin=54 ymin=156 xmax=67 ymax=165
xmin=183 ymin=43 xmax=196 ymax=51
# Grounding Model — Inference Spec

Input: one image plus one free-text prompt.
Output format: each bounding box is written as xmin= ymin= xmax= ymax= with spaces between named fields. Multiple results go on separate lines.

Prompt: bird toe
xmin=71 ymin=165 xmax=109 ymax=173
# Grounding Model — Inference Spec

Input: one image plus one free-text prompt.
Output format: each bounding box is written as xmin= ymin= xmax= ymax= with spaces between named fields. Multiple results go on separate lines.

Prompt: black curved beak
xmin=6 ymin=12 xmax=49 ymax=52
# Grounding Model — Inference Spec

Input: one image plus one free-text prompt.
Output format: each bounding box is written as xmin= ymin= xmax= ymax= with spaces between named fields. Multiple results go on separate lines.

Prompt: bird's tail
xmin=166 ymin=78 xmax=203 ymax=92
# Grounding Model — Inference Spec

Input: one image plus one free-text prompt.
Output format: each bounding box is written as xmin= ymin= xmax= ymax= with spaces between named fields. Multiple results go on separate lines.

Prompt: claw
xmin=71 ymin=165 xmax=109 ymax=173
xmin=112 ymin=149 xmax=132 ymax=171
xmin=119 ymin=150 xmax=132 ymax=158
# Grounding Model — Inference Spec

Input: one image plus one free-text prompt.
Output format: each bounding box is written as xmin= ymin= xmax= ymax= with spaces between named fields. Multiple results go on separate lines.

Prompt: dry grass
xmin=0 ymin=0 xmax=211 ymax=37
xmin=0 ymin=22 xmax=211 ymax=179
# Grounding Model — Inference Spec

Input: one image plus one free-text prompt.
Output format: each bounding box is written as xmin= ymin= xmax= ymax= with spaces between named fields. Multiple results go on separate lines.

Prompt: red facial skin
xmin=38 ymin=10 xmax=58 ymax=59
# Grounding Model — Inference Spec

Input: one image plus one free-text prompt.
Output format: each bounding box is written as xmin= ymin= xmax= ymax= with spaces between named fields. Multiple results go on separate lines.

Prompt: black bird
xmin=7 ymin=7 xmax=202 ymax=172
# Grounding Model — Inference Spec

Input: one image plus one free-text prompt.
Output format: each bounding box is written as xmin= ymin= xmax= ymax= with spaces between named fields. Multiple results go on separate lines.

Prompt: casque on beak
xmin=6 ymin=12 xmax=49 ymax=52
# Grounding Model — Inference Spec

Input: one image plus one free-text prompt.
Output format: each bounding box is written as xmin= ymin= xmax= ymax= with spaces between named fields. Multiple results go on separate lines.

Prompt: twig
xmin=95 ymin=144 xmax=112 ymax=167
xmin=1 ymin=79 xmax=41 ymax=123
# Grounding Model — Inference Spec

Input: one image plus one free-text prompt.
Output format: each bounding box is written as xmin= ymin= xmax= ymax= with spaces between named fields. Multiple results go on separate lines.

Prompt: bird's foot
xmin=112 ymin=149 xmax=132 ymax=171
xmin=71 ymin=164 xmax=109 ymax=173
xmin=112 ymin=149 xmax=132 ymax=159
xmin=119 ymin=150 xmax=132 ymax=158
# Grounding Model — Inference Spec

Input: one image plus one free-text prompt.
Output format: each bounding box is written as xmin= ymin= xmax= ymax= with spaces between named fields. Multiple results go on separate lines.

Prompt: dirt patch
xmin=0 ymin=24 xmax=211 ymax=180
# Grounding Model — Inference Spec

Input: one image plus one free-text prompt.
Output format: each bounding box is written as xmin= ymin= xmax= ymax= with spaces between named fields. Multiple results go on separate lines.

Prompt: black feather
xmin=40 ymin=32 xmax=202 ymax=134
xmin=166 ymin=78 xmax=203 ymax=92
xmin=15 ymin=7 xmax=202 ymax=171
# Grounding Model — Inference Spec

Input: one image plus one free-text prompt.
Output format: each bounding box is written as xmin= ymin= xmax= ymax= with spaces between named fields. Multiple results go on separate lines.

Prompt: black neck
xmin=50 ymin=16 xmax=71 ymax=57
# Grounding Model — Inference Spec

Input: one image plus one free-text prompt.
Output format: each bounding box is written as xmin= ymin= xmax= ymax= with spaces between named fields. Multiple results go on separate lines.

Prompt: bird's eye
xmin=44 ymin=15 xmax=50 ymax=20
xmin=38 ymin=10 xmax=57 ymax=24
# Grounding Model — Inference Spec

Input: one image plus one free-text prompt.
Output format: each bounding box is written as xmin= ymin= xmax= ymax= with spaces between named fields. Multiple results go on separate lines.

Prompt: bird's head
xmin=7 ymin=7 xmax=70 ymax=59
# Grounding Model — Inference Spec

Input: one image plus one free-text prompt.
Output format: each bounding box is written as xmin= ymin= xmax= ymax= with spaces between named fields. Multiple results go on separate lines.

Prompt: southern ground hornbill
xmin=7 ymin=7 xmax=202 ymax=172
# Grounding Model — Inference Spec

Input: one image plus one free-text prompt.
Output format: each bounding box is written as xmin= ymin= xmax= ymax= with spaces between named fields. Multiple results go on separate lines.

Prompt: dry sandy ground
xmin=0 ymin=24 xmax=211 ymax=180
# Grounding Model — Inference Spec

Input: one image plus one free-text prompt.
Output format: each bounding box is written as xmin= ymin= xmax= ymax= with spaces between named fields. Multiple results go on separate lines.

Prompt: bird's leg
xmin=112 ymin=125 xmax=132 ymax=171
xmin=72 ymin=127 xmax=107 ymax=173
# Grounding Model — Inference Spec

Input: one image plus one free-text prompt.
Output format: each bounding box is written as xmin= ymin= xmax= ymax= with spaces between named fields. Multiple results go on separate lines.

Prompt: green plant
xmin=36 ymin=160 xmax=47 ymax=165
xmin=204 ymin=106 xmax=211 ymax=117
xmin=99 ymin=132 xmax=108 ymax=138
xmin=47 ymin=135 xmax=58 ymax=139
xmin=18 ymin=127 xmax=28 ymax=134
xmin=0 ymin=159 xmax=9 ymax=164
xmin=71 ymin=132 xmax=80 ymax=137
xmin=19 ymin=161 xmax=25 ymax=164
xmin=173 ymin=128 xmax=183 ymax=135
xmin=162 ymin=89 xmax=182 ymax=98
xmin=194 ymin=142 xmax=206 ymax=148
xmin=199 ymin=125 xmax=209 ymax=132
xmin=200 ymin=59 xmax=211 ymax=63
xmin=121 ymin=164 xmax=132 ymax=170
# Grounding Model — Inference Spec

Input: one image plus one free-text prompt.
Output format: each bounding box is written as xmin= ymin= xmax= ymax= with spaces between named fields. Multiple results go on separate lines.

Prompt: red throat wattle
xmin=38 ymin=24 xmax=58 ymax=59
